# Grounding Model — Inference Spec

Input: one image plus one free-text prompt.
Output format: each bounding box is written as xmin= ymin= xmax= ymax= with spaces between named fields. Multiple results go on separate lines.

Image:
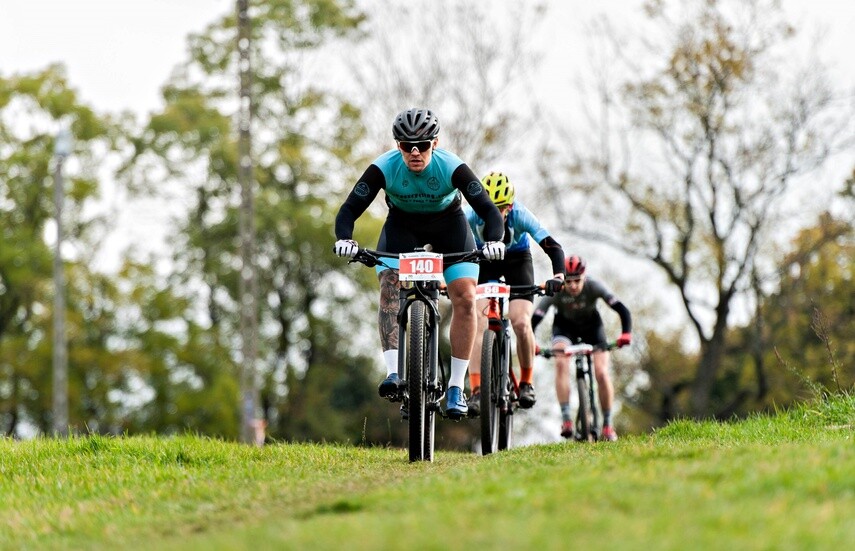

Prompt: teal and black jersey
xmin=335 ymin=148 xmax=502 ymax=242
xmin=373 ymin=148 xmax=464 ymax=213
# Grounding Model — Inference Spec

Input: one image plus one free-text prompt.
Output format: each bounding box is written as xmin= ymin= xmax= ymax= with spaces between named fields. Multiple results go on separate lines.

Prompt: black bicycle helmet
xmin=392 ymin=108 xmax=440 ymax=141
xmin=564 ymin=255 xmax=587 ymax=278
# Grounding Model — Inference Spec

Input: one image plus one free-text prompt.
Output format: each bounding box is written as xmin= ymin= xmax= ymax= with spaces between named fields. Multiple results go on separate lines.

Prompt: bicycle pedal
xmin=445 ymin=410 xmax=465 ymax=421
xmin=399 ymin=404 xmax=409 ymax=420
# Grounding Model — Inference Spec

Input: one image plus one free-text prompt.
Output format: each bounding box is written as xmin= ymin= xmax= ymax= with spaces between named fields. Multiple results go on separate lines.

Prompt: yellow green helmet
xmin=481 ymin=172 xmax=515 ymax=207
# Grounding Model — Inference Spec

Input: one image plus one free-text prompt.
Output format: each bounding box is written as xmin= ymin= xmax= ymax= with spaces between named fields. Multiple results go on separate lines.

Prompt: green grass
xmin=2 ymin=394 xmax=853 ymax=550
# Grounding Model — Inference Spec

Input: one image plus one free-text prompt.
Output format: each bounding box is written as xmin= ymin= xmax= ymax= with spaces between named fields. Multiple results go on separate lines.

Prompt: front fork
xmin=487 ymin=298 xmax=515 ymax=412
xmin=396 ymin=282 xmax=442 ymax=412
xmin=576 ymin=356 xmax=600 ymax=436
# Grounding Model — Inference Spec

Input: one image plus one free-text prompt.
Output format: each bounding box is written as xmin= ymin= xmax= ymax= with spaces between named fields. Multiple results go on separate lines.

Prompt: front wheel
xmin=479 ymin=330 xmax=500 ymax=455
xmin=407 ymin=301 xmax=427 ymax=462
xmin=576 ymin=374 xmax=593 ymax=442
xmin=423 ymin=313 xmax=437 ymax=462
xmin=498 ymin=331 xmax=513 ymax=451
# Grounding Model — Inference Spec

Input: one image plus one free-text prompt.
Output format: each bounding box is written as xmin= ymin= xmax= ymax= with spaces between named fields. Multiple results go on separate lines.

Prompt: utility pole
xmin=237 ymin=0 xmax=261 ymax=445
xmin=53 ymin=126 xmax=72 ymax=437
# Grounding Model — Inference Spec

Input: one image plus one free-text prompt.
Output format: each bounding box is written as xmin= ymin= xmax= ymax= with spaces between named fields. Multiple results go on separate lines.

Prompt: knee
xmin=449 ymin=285 xmax=476 ymax=311
xmin=510 ymin=316 xmax=531 ymax=336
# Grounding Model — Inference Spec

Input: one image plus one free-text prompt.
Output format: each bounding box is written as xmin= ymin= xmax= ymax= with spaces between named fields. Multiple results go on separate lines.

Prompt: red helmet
xmin=564 ymin=255 xmax=586 ymax=278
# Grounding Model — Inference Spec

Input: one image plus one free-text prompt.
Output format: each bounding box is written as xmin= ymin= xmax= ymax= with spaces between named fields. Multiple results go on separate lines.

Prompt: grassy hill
xmin=1 ymin=393 xmax=852 ymax=550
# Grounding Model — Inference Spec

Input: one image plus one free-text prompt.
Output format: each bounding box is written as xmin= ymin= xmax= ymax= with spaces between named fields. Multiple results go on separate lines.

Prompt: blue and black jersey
xmin=464 ymin=200 xmax=564 ymax=276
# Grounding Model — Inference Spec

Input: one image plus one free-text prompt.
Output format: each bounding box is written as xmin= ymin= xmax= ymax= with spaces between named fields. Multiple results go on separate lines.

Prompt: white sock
xmin=449 ymin=356 xmax=469 ymax=389
xmin=384 ymin=350 xmax=398 ymax=377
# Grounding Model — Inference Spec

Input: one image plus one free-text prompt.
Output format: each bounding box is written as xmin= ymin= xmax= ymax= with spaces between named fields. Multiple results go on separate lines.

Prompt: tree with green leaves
xmin=1 ymin=66 xmax=230 ymax=437
xmin=735 ymin=212 xmax=853 ymax=408
xmin=0 ymin=65 xmax=120 ymax=435
xmin=121 ymin=0 xmax=405 ymax=444
xmin=542 ymin=0 xmax=855 ymax=419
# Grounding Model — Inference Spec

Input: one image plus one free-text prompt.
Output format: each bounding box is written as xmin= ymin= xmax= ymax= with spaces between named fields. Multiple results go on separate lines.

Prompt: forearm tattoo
xmin=378 ymin=270 xmax=400 ymax=350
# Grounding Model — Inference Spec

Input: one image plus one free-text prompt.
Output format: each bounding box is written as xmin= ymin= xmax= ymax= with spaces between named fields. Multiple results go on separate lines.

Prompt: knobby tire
xmin=407 ymin=301 xmax=426 ymax=462
xmin=498 ymin=331 xmax=513 ymax=451
xmin=576 ymin=373 xmax=593 ymax=442
xmin=422 ymin=309 xmax=436 ymax=462
xmin=479 ymin=330 xmax=500 ymax=455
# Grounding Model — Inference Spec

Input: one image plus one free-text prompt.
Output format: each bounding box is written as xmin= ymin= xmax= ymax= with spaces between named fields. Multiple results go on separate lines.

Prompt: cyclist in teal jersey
xmin=463 ymin=172 xmax=566 ymax=416
xmin=334 ymin=108 xmax=505 ymax=417
xmin=531 ymin=255 xmax=632 ymax=441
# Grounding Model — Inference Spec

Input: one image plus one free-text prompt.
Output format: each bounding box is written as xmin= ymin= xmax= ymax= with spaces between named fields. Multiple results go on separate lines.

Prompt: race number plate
xmin=399 ymin=252 xmax=444 ymax=282
xmin=475 ymin=282 xmax=511 ymax=299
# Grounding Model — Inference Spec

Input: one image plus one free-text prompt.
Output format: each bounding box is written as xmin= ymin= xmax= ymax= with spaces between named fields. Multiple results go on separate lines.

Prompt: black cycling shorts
xmin=478 ymin=250 xmax=535 ymax=302
xmin=377 ymin=203 xmax=476 ymax=255
xmin=551 ymin=310 xmax=607 ymax=348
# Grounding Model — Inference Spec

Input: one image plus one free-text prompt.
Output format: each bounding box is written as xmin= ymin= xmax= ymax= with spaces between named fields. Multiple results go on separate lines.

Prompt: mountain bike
xmin=537 ymin=341 xmax=618 ymax=442
xmin=351 ymin=247 xmax=481 ymax=462
xmin=476 ymin=281 xmax=546 ymax=455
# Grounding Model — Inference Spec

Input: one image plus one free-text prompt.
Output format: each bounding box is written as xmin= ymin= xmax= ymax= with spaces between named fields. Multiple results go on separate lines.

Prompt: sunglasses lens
xmin=400 ymin=141 xmax=431 ymax=152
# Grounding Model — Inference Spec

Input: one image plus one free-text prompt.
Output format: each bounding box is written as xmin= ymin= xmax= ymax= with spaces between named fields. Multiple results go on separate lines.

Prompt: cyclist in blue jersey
xmin=464 ymin=172 xmax=566 ymax=417
xmin=334 ymin=108 xmax=505 ymax=418
xmin=531 ymin=255 xmax=632 ymax=441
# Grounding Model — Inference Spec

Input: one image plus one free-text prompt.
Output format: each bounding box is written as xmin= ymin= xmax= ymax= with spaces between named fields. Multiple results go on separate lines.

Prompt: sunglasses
xmin=398 ymin=140 xmax=433 ymax=153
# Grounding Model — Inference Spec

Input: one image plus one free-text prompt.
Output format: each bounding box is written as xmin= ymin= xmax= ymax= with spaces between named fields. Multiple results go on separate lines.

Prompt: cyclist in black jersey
xmin=463 ymin=172 xmax=565 ymax=416
xmin=531 ymin=255 xmax=632 ymax=441
xmin=333 ymin=108 xmax=505 ymax=417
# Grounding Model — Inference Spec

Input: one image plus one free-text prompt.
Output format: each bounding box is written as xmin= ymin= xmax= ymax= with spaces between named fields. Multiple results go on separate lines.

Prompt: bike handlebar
xmin=350 ymin=248 xmax=483 ymax=270
xmin=506 ymin=283 xmax=549 ymax=299
xmin=536 ymin=341 xmax=621 ymax=358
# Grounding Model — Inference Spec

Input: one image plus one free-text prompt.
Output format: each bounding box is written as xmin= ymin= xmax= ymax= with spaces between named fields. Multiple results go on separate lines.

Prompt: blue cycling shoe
xmin=378 ymin=373 xmax=404 ymax=400
xmin=445 ymin=386 xmax=468 ymax=419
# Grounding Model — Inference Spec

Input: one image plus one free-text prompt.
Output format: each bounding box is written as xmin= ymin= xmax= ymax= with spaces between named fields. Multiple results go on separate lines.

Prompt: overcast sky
xmin=3 ymin=1 xmax=853 ymax=117
xmin=2 ymin=0 xmax=853 ymax=276
xmin=0 ymin=0 xmax=234 ymax=114
xmin=2 ymin=1 xmax=853 ymax=270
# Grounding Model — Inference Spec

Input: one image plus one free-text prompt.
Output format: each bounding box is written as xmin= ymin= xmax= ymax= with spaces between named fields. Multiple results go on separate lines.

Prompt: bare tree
xmin=349 ymin=0 xmax=548 ymax=168
xmin=541 ymin=0 xmax=855 ymax=418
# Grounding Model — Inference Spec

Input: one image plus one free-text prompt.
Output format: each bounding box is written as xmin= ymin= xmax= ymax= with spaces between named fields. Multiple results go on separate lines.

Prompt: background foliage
xmin=0 ymin=0 xmax=851 ymax=443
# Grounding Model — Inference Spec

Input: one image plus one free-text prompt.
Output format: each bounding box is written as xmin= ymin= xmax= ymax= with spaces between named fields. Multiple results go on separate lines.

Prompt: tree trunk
xmin=691 ymin=331 xmax=726 ymax=417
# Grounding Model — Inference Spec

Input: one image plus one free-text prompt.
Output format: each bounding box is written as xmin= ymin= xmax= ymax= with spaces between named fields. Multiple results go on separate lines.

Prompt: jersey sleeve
xmin=531 ymin=295 xmax=555 ymax=331
xmin=515 ymin=203 xmax=550 ymax=243
xmin=610 ymin=301 xmax=632 ymax=333
xmin=588 ymin=279 xmax=616 ymax=304
xmin=537 ymin=235 xmax=565 ymax=275
xmin=453 ymin=164 xmax=503 ymax=242
xmin=463 ymin=204 xmax=485 ymax=246
xmin=589 ymin=278 xmax=632 ymax=333
xmin=334 ymin=164 xmax=385 ymax=240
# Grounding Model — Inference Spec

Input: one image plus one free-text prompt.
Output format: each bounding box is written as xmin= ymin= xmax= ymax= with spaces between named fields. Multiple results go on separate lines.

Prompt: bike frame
xmin=397 ymin=277 xmax=443 ymax=462
xmin=479 ymin=288 xmax=514 ymax=455
xmin=569 ymin=344 xmax=600 ymax=442
xmin=478 ymin=282 xmax=544 ymax=455
xmin=538 ymin=342 xmax=617 ymax=443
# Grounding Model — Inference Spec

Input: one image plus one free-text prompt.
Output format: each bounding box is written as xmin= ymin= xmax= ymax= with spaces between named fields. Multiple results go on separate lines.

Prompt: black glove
xmin=545 ymin=274 xmax=565 ymax=296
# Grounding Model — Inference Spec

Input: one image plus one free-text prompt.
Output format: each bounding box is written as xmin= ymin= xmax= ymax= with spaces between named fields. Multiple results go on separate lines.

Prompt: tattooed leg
xmin=378 ymin=269 xmax=399 ymax=350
